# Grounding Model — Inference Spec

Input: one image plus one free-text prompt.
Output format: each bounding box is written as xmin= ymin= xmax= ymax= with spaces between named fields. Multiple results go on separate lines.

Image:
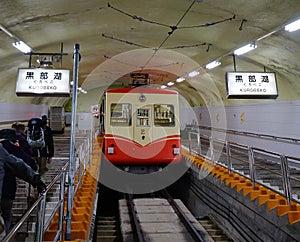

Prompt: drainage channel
xmin=92 ymin=184 xmax=122 ymax=242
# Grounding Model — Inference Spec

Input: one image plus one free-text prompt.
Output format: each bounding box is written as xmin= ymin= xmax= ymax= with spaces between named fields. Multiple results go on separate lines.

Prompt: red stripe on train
xmin=104 ymin=135 xmax=181 ymax=165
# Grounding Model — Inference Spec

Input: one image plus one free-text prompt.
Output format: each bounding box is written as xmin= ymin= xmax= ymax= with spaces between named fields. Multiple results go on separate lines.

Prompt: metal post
xmin=188 ymin=132 xmax=192 ymax=154
xmin=58 ymin=170 xmax=67 ymax=241
xmin=225 ymin=141 xmax=232 ymax=174
xmin=197 ymin=127 xmax=202 ymax=156
xmin=248 ymin=147 xmax=256 ymax=186
xmin=65 ymin=43 xmax=80 ymax=240
xmin=209 ymin=137 xmax=215 ymax=164
xmin=280 ymin=155 xmax=292 ymax=204
xmin=29 ymin=53 xmax=32 ymax=68
xmin=35 ymin=194 xmax=46 ymax=241
xmin=89 ymin=130 xmax=92 ymax=166
xmin=60 ymin=42 xmax=63 ymax=69
xmin=232 ymin=54 xmax=237 ymax=72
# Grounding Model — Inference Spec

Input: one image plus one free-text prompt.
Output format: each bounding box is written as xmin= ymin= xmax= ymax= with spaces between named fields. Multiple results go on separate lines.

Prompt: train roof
xmin=105 ymin=87 xmax=178 ymax=94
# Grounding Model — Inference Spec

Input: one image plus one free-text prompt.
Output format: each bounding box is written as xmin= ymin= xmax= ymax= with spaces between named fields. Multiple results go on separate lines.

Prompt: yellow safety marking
xmin=182 ymin=147 xmax=300 ymax=224
xmin=44 ymin=135 xmax=103 ymax=241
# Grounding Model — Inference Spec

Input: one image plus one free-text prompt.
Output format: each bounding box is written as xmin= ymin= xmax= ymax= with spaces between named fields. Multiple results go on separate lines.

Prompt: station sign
xmin=226 ymin=72 xmax=278 ymax=99
xmin=16 ymin=68 xmax=70 ymax=97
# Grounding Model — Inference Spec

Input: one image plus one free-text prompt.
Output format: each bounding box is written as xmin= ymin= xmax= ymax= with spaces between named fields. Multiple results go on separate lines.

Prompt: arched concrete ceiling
xmin=0 ymin=0 xmax=299 ymax=111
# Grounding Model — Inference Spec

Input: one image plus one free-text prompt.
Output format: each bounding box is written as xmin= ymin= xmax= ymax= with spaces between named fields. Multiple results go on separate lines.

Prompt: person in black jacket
xmin=41 ymin=115 xmax=54 ymax=166
xmin=0 ymin=129 xmax=43 ymax=233
xmin=0 ymin=129 xmax=37 ymax=170
xmin=0 ymin=142 xmax=46 ymax=237
xmin=12 ymin=122 xmax=33 ymax=157
xmin=28 ymin=115 xmax=54 ymax=174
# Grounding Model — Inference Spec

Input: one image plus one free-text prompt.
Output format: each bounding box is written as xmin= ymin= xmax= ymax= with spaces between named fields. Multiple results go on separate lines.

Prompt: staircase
xmin=94 ymin=216 xmax=121 ymax=242
xmin=197 ymin=216 xmax=233 ymax=242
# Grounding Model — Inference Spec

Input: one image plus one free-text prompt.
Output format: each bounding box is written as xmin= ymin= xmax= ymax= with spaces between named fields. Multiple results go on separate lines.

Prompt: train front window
xmin=110 ymin=103 xmax=132 ymax=126
xmin=154 ymin=104 xmax=175 ymax=127
xmin=136 ymin=108 xmax=150 ymax=126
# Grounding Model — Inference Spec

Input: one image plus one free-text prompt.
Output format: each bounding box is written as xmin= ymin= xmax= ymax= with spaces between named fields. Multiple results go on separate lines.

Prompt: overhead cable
xmin=107 ymin=2 xmax=236 ymax=35
xmin=101 ymin=33 xmax=211 ymax=51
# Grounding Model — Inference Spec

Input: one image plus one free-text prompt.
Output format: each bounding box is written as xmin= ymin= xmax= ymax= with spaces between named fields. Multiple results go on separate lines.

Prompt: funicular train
xmin=100 ymin=79 xmax=182 ymax=173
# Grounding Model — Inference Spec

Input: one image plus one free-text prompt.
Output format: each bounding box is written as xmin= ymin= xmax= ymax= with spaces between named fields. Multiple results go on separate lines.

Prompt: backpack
xmin=27 ymin=118 xmax=46 ymax=149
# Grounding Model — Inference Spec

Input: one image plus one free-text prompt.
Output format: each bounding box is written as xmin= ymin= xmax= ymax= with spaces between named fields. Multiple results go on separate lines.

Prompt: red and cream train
xmin=100 ymin=85 xmax=182 ymax=172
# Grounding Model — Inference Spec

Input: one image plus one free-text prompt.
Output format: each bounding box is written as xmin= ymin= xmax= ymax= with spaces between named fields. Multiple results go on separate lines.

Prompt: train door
xmin=133 ymin=105 xmax=152 ymax=147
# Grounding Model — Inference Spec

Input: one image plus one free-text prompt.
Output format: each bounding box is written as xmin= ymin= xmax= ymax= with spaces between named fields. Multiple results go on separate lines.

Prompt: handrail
xmin=43 ymin=163 xmax=68 ymax=232
xmin=3 ymin=192 xmax=44 ymax=242
xmin=2 ymin=163 xmax=69 ymax=242
xmin=186 ymin=124 xmax=300 ymax=144
xmin=2 ymin=131 xmax=91 ymax=242
xmin=186 ymin=129 xmax=300 ymax=204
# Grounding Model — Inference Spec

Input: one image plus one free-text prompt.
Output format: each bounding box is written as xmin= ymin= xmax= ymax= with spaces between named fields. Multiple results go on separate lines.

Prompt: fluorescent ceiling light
xmin=188 ymin=70 xmax=200 ymax=77
xmin=167 ymin=81 xmax=174 ymax=86
xmin=78 ymin=87 xmax=87 ymax=93
xmin=176 ymin=77 xmax=185 ymax=82
xmin=206 ymin=61 xmax=221 ymax=69
xmin=161 ymin=85 xmax=167 ymax=89
xmin=285 ymin=18 xmax=300 ymax=32
xmin=12 ymin=40 xmax=32 ymax=53
xmin=234 ymin=43 xmax=257 ymax=56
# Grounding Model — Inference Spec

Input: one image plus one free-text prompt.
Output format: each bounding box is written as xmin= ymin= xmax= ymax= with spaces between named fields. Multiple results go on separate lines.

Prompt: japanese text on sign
xmin=226 ymin=72 xmax=278 ymax=99
xmin=16 ymin=68 xmax=70 ymax=96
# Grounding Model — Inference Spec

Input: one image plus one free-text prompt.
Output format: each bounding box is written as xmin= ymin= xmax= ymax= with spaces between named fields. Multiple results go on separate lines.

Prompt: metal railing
xmin=185 ymin=126 xmax=300 ymax=205
xmin=2 ymin=131 xmax=92 ymax=242
xmin=189 ymin=124 xmax=300 ymax=144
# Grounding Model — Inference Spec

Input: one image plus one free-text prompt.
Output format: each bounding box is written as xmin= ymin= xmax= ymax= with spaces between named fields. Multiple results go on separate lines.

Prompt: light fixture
xmin=206 ymin=60 xmax=221 ymax=69
xmin=0 ymin=25 xmax=33 ymax=53
xmin=176 ymin=77 xmax=185 ymax=83
xmin=234 ymin=43 xmax=257 ymax=56
xmin=285 ymin=18 xmax=300 ymax=32
xmin=188 ymin=70 xmax=200 ymax=77
xmin=161 ymin=85 xmax=167 ymax=89
xmin=167 ymin=81 xmax=174 ymax=86
xmin=77 ymin=86 xmax=87 ymax=94
xmin=37 ymin=55 xmax=53 ymax=66
xmin=12 ymin=40 xmax=32 ymax=53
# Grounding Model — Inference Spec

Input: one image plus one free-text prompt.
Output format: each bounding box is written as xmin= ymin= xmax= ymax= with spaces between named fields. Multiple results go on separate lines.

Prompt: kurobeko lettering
xmin=29 ymin=86 xmax=57 ymax=90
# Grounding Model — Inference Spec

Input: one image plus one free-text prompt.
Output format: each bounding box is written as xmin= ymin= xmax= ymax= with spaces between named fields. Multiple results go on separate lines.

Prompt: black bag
xmin=27 ymin=118 xmax=46 ymax=149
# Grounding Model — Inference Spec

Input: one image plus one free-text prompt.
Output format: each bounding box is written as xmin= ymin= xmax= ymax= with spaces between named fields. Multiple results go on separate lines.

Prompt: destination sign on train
xmin=226 ymin=72 xmax=278 ymax=99
xmin=16 ymin=68 xmax=70 ymax=97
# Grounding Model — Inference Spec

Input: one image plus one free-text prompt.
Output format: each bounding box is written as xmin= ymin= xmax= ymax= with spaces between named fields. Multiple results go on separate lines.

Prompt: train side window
xmin=154 ymin=104 xmax=175 ymax=127
xmin=110 ymin=103 xmax=132 ymax=126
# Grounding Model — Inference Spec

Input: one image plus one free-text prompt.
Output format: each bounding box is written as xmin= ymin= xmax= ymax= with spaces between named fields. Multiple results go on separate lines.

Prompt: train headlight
xmin=108 ymin=147 xmax=114 ymax=154
xmin=173 ymin=148 xmax=180 ymax=155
